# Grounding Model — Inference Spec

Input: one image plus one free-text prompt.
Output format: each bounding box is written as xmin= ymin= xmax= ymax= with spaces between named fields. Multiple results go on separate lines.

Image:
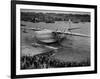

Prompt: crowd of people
xmin=21 ymin=50 xmax=90 ymax=69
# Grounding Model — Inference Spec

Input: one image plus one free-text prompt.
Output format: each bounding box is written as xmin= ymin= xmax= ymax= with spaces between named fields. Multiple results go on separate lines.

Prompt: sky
xmin=21 ymin=9 xmax=90 ymax=15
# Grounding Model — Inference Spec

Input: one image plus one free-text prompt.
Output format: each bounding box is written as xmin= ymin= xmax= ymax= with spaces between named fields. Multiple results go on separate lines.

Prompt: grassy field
xmin=21 ymin=21 xmax=90 ymax=69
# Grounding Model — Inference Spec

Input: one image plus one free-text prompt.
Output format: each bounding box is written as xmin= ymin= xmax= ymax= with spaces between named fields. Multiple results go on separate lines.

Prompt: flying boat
xmin=21 ymin=19 xmax=90 ymax=50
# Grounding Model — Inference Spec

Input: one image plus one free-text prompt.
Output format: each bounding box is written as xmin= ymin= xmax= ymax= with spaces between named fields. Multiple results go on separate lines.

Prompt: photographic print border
xmin=11 ymin=0 xmax=97 ymax=79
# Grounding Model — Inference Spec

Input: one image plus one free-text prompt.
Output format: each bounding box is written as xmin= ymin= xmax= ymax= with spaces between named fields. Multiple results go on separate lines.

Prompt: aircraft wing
xmin=68 ymin=27 xmax=81 ymax=30
xmin=28 ymin=28 xmax=41 ymax=31
xmin=21 ymin=27 xmax=90 ymax=38
xmin=56 ymin=31 xmax=90 ymax=38
xmin=66 ymin=32 xmax=90 ymax=37
xmin=21 ymin=27 xmax=41 ymax=31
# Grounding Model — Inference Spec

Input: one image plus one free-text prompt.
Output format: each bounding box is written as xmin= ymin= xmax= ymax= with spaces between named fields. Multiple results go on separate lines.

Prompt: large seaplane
xmin=22 ymin=19 xmax=90 ymax=51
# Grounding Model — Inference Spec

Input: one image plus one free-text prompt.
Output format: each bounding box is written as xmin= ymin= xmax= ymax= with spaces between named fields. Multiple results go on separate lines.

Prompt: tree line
xmin=21 ymin=12 xmax=90 ymax=23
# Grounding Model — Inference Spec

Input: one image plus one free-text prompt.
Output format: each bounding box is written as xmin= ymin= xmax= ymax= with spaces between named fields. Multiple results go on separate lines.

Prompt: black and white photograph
xmin=20 ymin=9 xmax=91 ymax=69
xmin=11 ymin=1 xmax=97 ymax=78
